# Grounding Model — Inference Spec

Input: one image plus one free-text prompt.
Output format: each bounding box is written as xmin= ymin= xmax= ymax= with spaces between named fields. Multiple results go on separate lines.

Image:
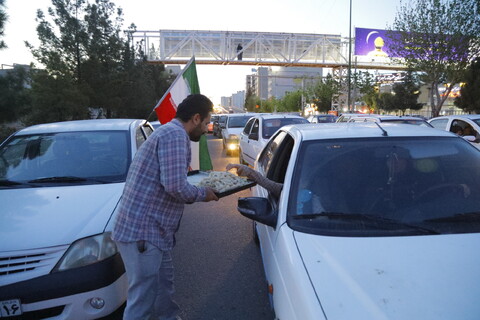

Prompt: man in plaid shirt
xmin=113 ymin=94 xmax=218 ymax=320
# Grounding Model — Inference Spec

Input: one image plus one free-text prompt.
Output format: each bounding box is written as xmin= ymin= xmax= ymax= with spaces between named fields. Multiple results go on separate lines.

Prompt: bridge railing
xmin=128 ymin=29 xmax=349 ymax=66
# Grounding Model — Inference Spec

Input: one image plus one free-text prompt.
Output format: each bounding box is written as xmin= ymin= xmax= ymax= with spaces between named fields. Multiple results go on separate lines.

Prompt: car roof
xmin=429 ymin=114 xmax=480 ymax=121
xmin=255 ymin=113 xmax=305 ymax=120
xmin=225 ymin=113 xmax=256 ymax=118
xmin=281 ymin=122 xmax=455 ymax=141
xmin=350 ymin=115 xmax=428 ymax=121
xmin=15 ymin=119 xmax=147 ymax=135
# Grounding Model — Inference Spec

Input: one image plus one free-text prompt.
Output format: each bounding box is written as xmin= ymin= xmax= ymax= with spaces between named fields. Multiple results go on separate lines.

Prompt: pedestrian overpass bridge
xmin=128 ymin=29 xmax=405 ymax=71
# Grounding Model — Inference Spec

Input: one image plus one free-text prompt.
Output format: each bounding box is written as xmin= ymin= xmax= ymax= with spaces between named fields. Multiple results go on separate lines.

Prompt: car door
xmin=255 ymin=131 xmax=296 ymax=295
xmin=240 ymin=118 xmax=255 ymax=165
xmin=242 ymin=119 xmax=261 ymax=166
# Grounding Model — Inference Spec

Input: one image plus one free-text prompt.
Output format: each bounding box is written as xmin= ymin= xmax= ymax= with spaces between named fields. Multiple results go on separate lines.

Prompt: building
xmin=247 ymin=66 xmax=323 ymax=100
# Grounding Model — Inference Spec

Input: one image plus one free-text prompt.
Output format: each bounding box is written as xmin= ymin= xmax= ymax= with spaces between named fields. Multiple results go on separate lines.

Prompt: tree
xmin=277 ymin=92 xmax=302 ymax=113
xmin=308 ymin=74 xmax=338 ymax=113
xmin=0 ymin=66 xmax=32 ymax=123
xmin=455 ymin=58 xmax=480 ymax=113
xmin=377 ymin=92 xmax=395 ymax=112
xmin=0 ymin=0 xmax=7 ymax=49
xmin=23 ymin=0 xmax=172 ymax=124
xmin=387 ymin=0 xmax=480 ymax=117
xmin=354 ymin=71 xmax=379 ymax=112
xmin=391 ymin=71 xmax=423 ymax=115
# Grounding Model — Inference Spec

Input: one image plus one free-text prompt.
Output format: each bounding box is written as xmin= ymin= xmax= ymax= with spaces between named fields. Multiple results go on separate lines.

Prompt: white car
xmin=221 ymin=113 xmax=256 ymax=156
xmin=239 ymin=113 xmax=308 ymax=166
xmin=0 ymin=119 xmax=154 ymax=319
xmin=348 ymin=114 xmax=433 ymax=127
xmin=237 ymin=122 xmax=480 ymax=320
xmin=428 ymin=114 xmax=480 ymax=148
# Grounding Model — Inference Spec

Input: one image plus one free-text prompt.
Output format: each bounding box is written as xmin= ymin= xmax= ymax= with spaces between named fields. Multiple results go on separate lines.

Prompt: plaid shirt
xmin=112 ymin=119 xmax=206 ymax=250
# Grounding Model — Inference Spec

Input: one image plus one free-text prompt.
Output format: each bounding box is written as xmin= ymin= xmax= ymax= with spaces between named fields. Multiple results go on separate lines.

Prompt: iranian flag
xmin=153 ymin=57 xmax=213 ymax=171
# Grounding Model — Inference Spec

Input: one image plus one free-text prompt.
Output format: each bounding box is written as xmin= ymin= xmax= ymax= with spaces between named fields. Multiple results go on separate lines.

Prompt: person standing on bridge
xmin=113 ymin=94 xmax=219 ymax=320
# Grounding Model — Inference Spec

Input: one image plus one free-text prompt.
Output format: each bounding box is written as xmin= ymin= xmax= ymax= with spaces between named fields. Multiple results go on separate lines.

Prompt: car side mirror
xmin=237 ymin=197 xmax=277 ymax=228
xmin=248 ymin=132 xmax=259 ymax=141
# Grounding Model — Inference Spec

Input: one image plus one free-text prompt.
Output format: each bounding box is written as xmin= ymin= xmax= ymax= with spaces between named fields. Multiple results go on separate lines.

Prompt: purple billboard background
xmin=355 ymin=27 xmax=396 ymax=57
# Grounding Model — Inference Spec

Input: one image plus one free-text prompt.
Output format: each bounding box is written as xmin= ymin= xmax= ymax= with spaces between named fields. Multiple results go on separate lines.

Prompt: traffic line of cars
xmin=2 ymin=112 xmax=480 ymax=320
xmin=0 ymin=119 xmax=155 ymax=319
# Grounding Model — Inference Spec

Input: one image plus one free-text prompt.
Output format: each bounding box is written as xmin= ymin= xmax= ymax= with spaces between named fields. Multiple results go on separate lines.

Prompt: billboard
xmin=355 ymin=28 xmax=395 ymax=58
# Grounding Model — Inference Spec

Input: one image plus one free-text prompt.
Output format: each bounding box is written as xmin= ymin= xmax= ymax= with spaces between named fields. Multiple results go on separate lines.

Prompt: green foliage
xmin=377 ymin=92 xmax=395 ymax=112
xmin=244 ymin=86 xmax=257 ymax=112
xmin=308 ymin=74 xmax=338 ymax=112
xmin=387 ymin=0 xmax=480 ymax=117
xmin=277 ymin=91 xmax=302 ymax=113
xmin=25 ymin=69 xmax=90 ymax=126
xmin=18 ymin=0 xmax=172 ymax=125
xmin=390 ymin=71 xmax=423 ymax=114
xmin=0 ymin=0 xmax=6 ymax=49
xmin=455 ymin=58 xmax=480 ymax=113
xmin=0 ymin=66 xmax=32 ymax=123
xmin=354 ymin=71 xmax=379 ymax=112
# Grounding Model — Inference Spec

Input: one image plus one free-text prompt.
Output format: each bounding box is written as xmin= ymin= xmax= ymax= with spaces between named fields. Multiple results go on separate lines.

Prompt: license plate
xmin=0 ymin=300 xmax=22 ymax=318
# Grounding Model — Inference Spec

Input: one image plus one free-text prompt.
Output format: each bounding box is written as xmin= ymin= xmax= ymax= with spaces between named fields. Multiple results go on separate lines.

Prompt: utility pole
xmin=347 ymin=0 xmax=353 ymax=112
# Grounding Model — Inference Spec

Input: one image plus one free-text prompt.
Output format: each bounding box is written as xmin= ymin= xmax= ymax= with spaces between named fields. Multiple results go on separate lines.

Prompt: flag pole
xmin=150 ymin=56 xmax=196 ymax=118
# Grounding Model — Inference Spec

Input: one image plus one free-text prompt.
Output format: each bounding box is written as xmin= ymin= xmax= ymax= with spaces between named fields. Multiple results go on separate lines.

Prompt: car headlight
xmin=52 ymin=232 xmax=118 ymax=272
xmin=228 ymin=134 xmax=239 ymax=139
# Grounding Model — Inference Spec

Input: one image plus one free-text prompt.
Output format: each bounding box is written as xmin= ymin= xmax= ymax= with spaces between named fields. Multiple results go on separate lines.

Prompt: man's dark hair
xmin=175 ymin=94 xmax=213 ymax=122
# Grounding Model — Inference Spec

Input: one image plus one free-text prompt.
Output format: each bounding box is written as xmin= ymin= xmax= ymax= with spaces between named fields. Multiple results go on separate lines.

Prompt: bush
xmin=0 ymin=125 xmax=19 ymax=144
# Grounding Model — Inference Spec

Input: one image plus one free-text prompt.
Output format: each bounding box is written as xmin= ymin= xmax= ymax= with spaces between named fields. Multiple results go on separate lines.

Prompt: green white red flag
xmin=153 ymin=57 xmax=213 ymax=171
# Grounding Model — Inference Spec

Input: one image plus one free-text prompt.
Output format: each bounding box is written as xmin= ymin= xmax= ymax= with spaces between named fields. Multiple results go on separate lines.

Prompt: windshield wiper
xmin=28 ymin=176 xmax=88 ymax=183
xmin=0 ymin=179 xmax=25 ymax=186
xmin=425 ymin=212 xmax=480 ymax=223
xmin=292 ymin=212 xmax=440 ymax=234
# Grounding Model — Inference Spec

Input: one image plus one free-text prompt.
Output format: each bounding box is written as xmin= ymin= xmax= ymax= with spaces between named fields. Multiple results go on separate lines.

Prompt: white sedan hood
xmin=294 ymin=232 xmax=480 ymax=320
xmin=0 ymin=184 xmax=124 ymax=251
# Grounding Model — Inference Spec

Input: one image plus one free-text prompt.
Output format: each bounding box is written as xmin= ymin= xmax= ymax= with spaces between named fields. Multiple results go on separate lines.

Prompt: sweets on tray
xmin=198 ymin=171 xmax=251 ymax=193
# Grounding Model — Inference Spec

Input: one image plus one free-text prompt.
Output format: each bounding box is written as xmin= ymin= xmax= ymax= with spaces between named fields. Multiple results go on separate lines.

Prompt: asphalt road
xmin=172 ymin=134 xmax=275 ymax=320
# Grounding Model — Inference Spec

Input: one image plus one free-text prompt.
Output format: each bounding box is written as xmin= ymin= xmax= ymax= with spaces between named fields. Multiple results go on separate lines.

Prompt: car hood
xmin=0 ymin=184 xmax=124 ymax=251
xmin=294 ymin=232 xmax=480 ymax=320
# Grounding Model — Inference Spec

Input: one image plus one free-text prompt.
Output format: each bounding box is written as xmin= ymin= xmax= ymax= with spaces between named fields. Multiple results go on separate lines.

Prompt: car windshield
xmin=316 ymin=115 xmax=336 ymax=123
xmin=228 ymin=116 xmax=252 ymax=128
xmin=0 ymin=131 xmax=130 ymax=187
xmin=262 ymin=118 xmax=309 ymax=138
xmin=288 ymin=137 xmax=480 ymax=236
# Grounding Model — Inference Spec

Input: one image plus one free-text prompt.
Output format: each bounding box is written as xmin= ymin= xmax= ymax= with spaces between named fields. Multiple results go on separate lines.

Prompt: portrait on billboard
xmin=355 ymin=28 xmax=395 ymax=58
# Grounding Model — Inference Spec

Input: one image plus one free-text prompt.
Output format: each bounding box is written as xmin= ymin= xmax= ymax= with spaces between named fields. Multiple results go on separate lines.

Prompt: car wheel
xmin=253 ymin=221 xmax=259 ymax=246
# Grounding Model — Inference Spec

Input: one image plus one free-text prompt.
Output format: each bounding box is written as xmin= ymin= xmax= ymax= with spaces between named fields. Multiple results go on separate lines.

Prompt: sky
xmin=1 ymin=0 xmax=402 ymax=106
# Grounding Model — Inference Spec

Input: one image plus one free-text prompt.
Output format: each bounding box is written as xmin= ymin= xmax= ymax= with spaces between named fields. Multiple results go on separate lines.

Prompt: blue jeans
xmin=116 ymin=241 xmax=180 ymax=320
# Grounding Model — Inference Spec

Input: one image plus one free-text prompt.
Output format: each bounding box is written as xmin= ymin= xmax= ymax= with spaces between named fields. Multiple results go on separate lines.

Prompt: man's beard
xmin=189 ymin=124 xmax=204 ymax=142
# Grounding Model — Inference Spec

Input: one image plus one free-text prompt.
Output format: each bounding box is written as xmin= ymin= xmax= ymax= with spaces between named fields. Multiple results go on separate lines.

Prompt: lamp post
xmin=347 ymin=0 xmax=352 ymax=112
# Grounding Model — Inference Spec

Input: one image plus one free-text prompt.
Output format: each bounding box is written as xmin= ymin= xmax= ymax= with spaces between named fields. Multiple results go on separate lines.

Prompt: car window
xmin=227 ymin=116 xmax=252 ymax=128
xmin=135 ymin=127 xmax=147 ymax=148
xmin=429 ymin=118 xmax=449 ymax=130
xmin=258 ymin=131 xmax=287 ymax=174
xmin=250 ymin=119 xmax=259 ymax=136
xmin=143 ymin=124 xmax=154 ymax=137
xmin=287 ymin=136 xmax=480 ymax=237
xmin=243 ymin=118 xmax=255 ymax=135
xmin=0 ymin=131 xmax=131 ymax=185
xmin=262 ymin=118 xmax=308 ymax=139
